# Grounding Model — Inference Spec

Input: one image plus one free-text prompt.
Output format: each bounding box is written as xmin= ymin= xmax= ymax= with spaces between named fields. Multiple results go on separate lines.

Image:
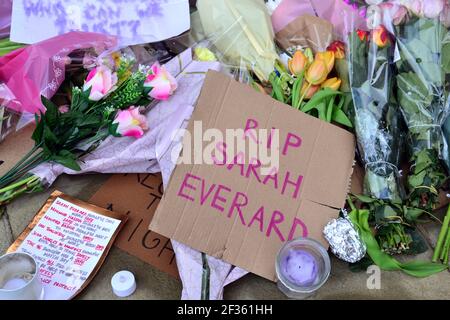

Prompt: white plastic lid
xmin=111 ymin=271 xmax=136 ymax=298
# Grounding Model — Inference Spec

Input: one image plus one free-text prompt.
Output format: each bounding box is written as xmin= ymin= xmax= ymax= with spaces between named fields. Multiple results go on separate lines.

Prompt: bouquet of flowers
xmin=349 ymin=25 xmax=405 ymax=202
xmin=0 ymin=50 xmax=177 ymax=205
xmin=269 ymin=43 xmax=353 ymax=127
xmin=394 ymin=0 xmax=450 ymax=211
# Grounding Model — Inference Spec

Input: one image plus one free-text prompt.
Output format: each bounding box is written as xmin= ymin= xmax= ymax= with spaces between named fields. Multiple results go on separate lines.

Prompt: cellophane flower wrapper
xmin=0 ymin=31 xmax=117 ymax=143
xmin=271 ymin=0 xmax=367 ymax=41
xmin=30 ymin=48 xmax=246 ymax=299
xmin=348 ymin=15 xmax=405 ymax=201
xmin=195 ymin=0 xmax=279 ymax=83
xmin=395 ymin=11 xmax=450 ymax=207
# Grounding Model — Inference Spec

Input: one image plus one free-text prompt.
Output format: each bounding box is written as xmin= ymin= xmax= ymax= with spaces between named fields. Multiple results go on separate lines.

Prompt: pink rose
xmin=83 ymin=65 xmax=118 ymax=101
xmin=144 ymin=63 xmax=177 ymax=100
xmin=379 ymin=2 xmax=409 ymax=25
xmin=423 ymin=0 xmax=445 ymax=19
xmin=113 ymin=107 xmax=149 ymax=139
xmin=441 ymin=2 xmax=450 ymax=27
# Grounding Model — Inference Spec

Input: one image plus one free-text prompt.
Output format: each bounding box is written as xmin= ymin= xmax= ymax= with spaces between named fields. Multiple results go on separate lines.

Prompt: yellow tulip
xmin=315 ymin=51 xmax=335 ymax=73
xmin=288 ymin=50 xmax=308 ymax=76
xmin=300 ymin=81 xmax=320 ymax=100
xmin=305 ymin=59 xmax=328 ymax=85
xmin=321 ymin=77 xmax=342 ymax=91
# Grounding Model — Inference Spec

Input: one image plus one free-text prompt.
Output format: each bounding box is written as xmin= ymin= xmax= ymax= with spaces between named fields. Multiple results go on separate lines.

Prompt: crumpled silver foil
xmin=323 ymin=215 xmax=366 ymax=263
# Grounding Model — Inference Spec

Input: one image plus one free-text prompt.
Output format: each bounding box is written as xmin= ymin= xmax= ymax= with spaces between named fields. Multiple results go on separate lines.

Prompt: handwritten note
xmin=15 ymin=197 xmax=122 ymax=300
xmin=11 ymin=0 xmax=190 ymax=46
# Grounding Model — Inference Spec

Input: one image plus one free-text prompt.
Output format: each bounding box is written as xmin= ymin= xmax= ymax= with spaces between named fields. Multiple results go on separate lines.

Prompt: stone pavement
xmin=1 ymin=174 xmax=449 ymax=300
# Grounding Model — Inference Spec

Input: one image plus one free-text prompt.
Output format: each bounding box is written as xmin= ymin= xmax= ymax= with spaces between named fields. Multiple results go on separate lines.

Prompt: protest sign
xmin=150 ymin=71 xmax=356 ymax=281
xmin=11 ymin=0 xmax=190 ymax=46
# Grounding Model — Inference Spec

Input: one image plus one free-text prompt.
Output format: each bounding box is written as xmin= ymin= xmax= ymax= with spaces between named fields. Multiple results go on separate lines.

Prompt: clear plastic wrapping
xmin=348 ymin=22 xmax=405 ymax=201
xmin=394 ymin=6 xmax=450 ymax=209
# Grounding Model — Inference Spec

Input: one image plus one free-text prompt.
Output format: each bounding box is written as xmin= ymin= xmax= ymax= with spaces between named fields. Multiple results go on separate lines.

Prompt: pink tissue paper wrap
xmin=31 ymin=48 xmax=247 ymax=300
xmin=272 ymin=0 xmax=366 ymax=39
xmin=0 ymin=31 xmax=116 ymax=114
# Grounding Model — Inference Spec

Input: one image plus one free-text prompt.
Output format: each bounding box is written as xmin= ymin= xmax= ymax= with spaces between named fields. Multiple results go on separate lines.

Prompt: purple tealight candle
xmin=281 ymin=249 xmax=318 ymax=287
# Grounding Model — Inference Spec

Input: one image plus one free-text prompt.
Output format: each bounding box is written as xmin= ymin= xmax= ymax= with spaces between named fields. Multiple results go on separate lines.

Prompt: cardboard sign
xmin=89 ymin=173 xmax=179 ymax=278
xmin=150 ymin=71 xmax=356 ymax=281
xmin=11 ymin=0 xmax=190 ymax=46
xmin=0 ymin=124 xmax=35 ymax=176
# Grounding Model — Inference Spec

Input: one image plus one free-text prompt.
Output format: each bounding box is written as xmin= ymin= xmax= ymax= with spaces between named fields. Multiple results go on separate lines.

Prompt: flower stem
xmin=432 ymin=205 xmax=450 ymax=262
xmin=297 ymin=82 xmax=311 ymax=110
xmin=0 ymin=175 xmax=38 ymax=194
xmin=201 ymin=252 xmax=210 ymax=300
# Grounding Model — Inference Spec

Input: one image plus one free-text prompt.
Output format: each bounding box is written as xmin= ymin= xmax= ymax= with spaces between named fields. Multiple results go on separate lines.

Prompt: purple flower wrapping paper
xmin=31 ymin=48 xmax=247 ymax=300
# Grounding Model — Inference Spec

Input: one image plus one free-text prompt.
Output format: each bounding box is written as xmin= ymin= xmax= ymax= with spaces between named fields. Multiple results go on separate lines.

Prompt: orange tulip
xmin=315 ymin=51 xmax=335 ymax=73
xmin=305 ymin=59 xmax=328 ymax=85
xmin=327 ymin=41 xmax=346 ymax=59
xmin=300 ymin=81 xmax=320 ymax=100
xmin=372 ymin=25 xmax=390 ymax=48
xmin=321 ymin=77 xmax=342 ymax=91
xmin=288 ymin=50 xmax=308 ymax=76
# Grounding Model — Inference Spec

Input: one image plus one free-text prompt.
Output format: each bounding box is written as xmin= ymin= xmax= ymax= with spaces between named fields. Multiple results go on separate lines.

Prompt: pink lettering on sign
xmin=282 ymin=132 xmax=302 ymax=156
xmin=176 ymin=173 xmax=309 ymax=242
xmin=243 ymin=118 xmax=259 ymax=144
xmin=177 ymin=173 xmax=201 ymax=202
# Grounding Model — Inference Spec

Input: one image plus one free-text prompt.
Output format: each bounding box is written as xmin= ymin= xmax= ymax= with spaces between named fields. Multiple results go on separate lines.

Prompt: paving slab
xmin=2 ymin=174 xmax=450 ymax=300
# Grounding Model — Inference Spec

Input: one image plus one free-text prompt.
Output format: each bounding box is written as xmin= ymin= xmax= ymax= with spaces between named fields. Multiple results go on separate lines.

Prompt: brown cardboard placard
xmin=89 ymin=173 xmax=179 ymax=279
xmin=150 ymin=71 xmax=356 ymax=281
xmin=0 ymin=124 xmax=35 ymax=176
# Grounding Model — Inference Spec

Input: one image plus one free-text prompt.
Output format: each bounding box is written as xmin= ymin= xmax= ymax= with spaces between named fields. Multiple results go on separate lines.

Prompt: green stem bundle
xmin=432 ymin=205 xmax=450 ymax=265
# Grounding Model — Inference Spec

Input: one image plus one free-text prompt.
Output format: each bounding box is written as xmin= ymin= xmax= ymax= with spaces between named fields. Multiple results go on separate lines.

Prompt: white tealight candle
xmin=2 ymin=277 xmax=30 ymax=290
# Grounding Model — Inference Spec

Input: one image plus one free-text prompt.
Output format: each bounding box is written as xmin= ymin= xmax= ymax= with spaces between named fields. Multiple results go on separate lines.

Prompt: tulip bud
xmin=315 ymin=51 xmax=335 ymax=73
xmin=327 ymin=41 xmax=346 ymax=59
xmin=288 ymin=50 xmax=308 ymax=76
xmin=304 ymin=48 xmax=314 ymax=64
xmin=300 ymin=82 xmax=320 ymax=100
xmin=305 ymin=59 xmax=328 ymax=85
xmin=357 ymin=29 xmax=370 ymax=42
xmin=372 ymin=25 xmax=390 ymax=48
xmin=321 ymin=77 xmax=342 ymax=91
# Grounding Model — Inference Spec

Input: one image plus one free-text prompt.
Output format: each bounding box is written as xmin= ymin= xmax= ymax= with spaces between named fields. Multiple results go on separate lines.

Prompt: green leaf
xmin=348 ymin=208 xmax=448 ymax=277
xmin=301 ymin=88 xmax=342 ymax=112
xmin=31 ymin=113 xmax=45 ymax=145
xmin=405 ymin=208 xmax=425 ymax=222
xmin=41 ymin=96 xmax=59 ymax=128
xmin=332 ymin=108 xmax=353 ymax=128
xmin=353 ymin=194 xmax=378 ymax=203
xmin=51 ymin=150 xmax=81 ymax=171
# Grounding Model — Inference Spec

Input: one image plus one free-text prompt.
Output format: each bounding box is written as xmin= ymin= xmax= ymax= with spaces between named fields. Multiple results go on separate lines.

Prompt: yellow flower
xmin=300 ymin=81 xmax=320 ymax=100
xmin=315 ymin=51 xmax=335 ymax=73
xmin=288 ymin=50 xmax=308 ymax=76
xmin=305 ymin=59 xmax=328 ymax=85
xmin=321 ymin=77 xmax=342 ymax=91
xmin=194 ymin=47 xmax=217 ymax=62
